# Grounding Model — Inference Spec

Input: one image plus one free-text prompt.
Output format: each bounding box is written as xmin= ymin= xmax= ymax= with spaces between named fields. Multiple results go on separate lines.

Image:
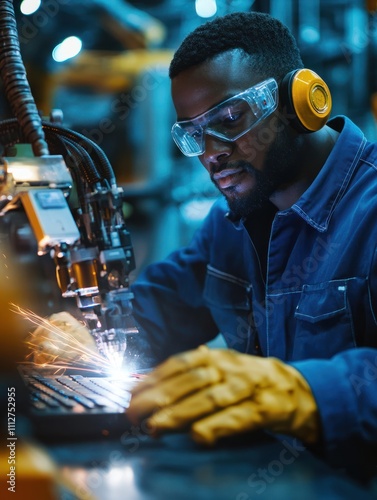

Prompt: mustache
xmin=210 ymin=160 xmax=256 ymax=178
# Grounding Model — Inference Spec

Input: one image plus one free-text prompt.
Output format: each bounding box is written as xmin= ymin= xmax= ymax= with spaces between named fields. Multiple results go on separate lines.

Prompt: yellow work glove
xmin=127 ymin=346 xmax=320 ymax=446
xmin=29 ymin=311 xmax=98 ymax=365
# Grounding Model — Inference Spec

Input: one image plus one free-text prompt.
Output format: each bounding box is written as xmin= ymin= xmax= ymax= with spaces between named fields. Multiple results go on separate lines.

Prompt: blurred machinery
xmin=0 ymin=0 xmax=141 ymax=363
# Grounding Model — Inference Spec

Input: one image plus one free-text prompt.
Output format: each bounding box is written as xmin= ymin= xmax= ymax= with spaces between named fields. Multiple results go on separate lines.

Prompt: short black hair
xmin=169 ymin=12 xmax=304 ymax=82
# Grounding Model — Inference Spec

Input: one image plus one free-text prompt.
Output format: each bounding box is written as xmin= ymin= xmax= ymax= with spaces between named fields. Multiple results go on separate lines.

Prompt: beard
xmin=212 ymin=126 xmax=302 ymax=218
xmin=222 ymin=165 xmax=276 ymax=217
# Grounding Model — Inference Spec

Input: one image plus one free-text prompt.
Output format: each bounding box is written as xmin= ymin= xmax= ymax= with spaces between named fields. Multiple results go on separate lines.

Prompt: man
xmin=31 ymin=11 xmax=376 ymax=476
xmin=125 ymin=11 xmax=377 ymax=474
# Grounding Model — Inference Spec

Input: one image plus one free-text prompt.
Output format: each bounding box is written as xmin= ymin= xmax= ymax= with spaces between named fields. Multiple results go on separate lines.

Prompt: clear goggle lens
xmin=171 ymin=78 xmax=278 ymax=157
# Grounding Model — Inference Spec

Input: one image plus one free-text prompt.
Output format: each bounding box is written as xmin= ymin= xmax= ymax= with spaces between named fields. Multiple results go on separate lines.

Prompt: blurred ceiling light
xmin=195 ymin=0 xmax=217 ymax=18
xmin=300 ymin=26 xmax=320 ymax=44
xmin=52 ymin=36 xmax=82 ymax=63
xmin=20 ymin=0 xmax=41 ymax=15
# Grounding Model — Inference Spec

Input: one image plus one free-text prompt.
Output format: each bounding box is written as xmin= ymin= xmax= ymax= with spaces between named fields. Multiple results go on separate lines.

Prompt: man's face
xmin=171 ymin=51 xmax=301 ymax=217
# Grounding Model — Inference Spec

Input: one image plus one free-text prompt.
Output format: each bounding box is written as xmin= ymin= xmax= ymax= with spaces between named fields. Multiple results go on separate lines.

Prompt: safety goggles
xmin=171 ymin=78 xmax=278 ymax=157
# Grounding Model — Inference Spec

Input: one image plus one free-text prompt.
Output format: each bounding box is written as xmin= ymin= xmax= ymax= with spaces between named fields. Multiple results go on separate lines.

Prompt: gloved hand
xmin=127 ymin=346 xmax=320 ymax=446
xmin=29 ymin=311 xmax=98 ymax=365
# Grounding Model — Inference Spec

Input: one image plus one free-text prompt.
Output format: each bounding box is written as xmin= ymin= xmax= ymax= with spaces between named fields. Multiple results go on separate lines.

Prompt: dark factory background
xmin=2 ymin=0 xmax=377 ymax=317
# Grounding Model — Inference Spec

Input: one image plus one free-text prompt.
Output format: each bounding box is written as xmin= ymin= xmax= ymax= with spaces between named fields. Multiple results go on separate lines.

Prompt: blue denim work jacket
xmin=131 ymin=116 xmax=377 ymax=455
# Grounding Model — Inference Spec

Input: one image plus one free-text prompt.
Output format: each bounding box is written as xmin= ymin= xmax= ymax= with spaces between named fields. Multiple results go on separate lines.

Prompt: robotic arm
xmin=0 ymin=1 xmax=138 ymax=365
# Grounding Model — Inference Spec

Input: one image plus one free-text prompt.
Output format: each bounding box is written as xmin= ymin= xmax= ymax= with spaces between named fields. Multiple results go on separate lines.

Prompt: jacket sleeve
xmin=126 ymin=202 xmax=222 ymax=369
xmin=291 ymin=244 xmax=377 ymax=474
xmin=291 ymin=348 xmax=377 ymax=478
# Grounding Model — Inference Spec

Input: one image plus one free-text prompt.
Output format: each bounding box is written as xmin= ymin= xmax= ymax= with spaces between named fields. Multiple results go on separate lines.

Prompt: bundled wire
xmin=0 ymin=117 xmax=104 ymax=181
xmin=0 ymin=1 xmax=120 ymax=208
xmin=0 ymin=0 xmax=49 ymax=157
xmin=42 ymin=122 xmax=116 ymax=186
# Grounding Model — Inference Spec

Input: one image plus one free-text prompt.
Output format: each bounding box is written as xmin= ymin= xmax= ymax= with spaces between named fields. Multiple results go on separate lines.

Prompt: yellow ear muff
xmin=280 ymin=68 xmax=332 ymax=133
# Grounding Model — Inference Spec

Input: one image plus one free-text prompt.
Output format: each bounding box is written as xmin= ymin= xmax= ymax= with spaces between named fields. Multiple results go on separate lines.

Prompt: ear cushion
xmin=280 ymin=69 xmax=332 ymax=133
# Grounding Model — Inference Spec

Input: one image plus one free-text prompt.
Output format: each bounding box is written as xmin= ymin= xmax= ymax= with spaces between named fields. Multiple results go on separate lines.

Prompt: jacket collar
xmin=226 ymin=116 xmax=367 ymax=232
xmin=290 ymin=116 xmax=366 ymax=232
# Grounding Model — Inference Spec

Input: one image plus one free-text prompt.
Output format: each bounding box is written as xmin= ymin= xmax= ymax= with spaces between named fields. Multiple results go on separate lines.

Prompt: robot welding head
xmin=0 ymin=0 xmax=139 ymax=368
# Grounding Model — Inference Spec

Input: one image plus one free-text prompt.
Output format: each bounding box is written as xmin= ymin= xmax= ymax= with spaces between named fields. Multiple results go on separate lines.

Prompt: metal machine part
xmin=0 ymin=152 xmax=138 ymax=366
xmin=0 ymin=0 xmax=139 ymax=367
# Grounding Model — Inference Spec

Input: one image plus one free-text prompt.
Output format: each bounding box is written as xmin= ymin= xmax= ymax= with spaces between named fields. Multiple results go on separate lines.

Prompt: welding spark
xmin=10 ymin=304 xmax=125 ymax=376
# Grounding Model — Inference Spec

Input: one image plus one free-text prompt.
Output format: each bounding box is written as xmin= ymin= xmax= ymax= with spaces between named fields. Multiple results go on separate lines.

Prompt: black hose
xmin=44 ymin=130 xmax=102 ymax=186
xmin=0 ymin=117 xmax=114 ymax=188
xmin=0 ymin=117 xmax=24 ymax=146
xmin=44 ymin=132 xmax=88 ymax=210
xmin=0 ymin=1 xmax=49 ymax=156
xmin=42 ymin=122 xmax=116 ymax=184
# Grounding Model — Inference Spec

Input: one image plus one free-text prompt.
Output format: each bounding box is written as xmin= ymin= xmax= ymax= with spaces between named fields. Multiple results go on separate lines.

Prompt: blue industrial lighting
xmin=52 ymin=36 xmax=83 ymax=63
xmin=20 ymin=0 xmax=41 ymax=15
xmin=195 ymin=0 xmax=217 ymax=18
